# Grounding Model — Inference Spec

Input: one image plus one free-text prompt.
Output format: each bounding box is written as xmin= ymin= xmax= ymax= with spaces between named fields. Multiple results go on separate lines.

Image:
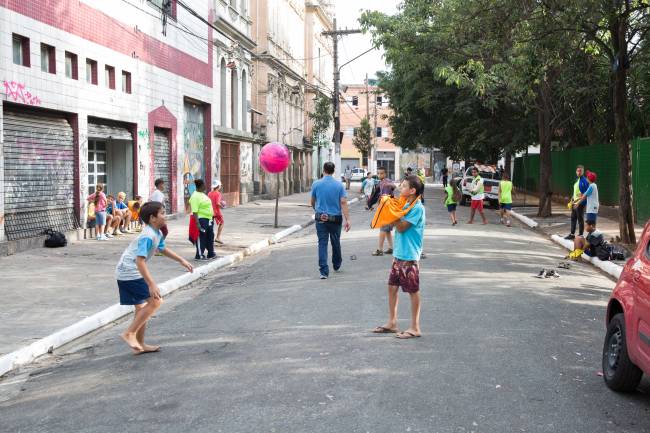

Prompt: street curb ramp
xmin=0 ymin=196 xmax=362 ymax=377
xmin=510 ymin=210 xmax=623 ymax=280
xmin=0 ymin=224 xmax=303 ymax=377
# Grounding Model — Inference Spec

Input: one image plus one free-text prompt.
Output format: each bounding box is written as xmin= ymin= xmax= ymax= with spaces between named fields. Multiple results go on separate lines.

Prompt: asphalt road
xmin=1 ymin=187 xmax=649 ymax=433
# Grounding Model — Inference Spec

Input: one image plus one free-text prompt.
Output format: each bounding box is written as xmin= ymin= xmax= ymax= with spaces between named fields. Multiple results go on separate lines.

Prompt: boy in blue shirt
xmin=373 ymin=175 xmax=425 ymax=339
xmin=115 ymin=202 xmax=193 ymax=354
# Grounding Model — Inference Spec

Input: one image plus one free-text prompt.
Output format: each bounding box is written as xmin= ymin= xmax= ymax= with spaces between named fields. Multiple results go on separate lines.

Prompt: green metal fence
xmin=633 ymin=138 xmax=650 ymax=223
xmin=513 ymin=139 xmax=650 ymax=222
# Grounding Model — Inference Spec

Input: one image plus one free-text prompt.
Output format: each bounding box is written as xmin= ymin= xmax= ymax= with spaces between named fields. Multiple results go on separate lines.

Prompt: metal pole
xmin=332 ymin=18 xmax=341 ymax=177
xmin=275 ymin=172 xmax=280 ymax=228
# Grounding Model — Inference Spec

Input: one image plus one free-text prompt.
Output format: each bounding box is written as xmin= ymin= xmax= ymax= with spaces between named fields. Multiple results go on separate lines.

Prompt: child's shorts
xmin=586 ymin=213 xmax=598 ymax=222
xmin=117 ymin=278 xmax=151 ymax=305
xmin=500 ymin=203 xmax=512 ymax=210
xmin=447 ymin=204 xmax=457 ymax=212
xmin=470 ymin=199 xmax=484 ymax=210
xmin=95 ymin=211 xmax=107 ymax=226
xmin=380 ymin=224 xmax=394 ymax=233
xmin=388 ymin=259 xmax=420 ymax=293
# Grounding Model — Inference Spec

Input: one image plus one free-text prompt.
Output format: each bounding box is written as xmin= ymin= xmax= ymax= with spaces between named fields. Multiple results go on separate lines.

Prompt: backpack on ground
xmin=43 ymin=229 xmax=67 ymax=248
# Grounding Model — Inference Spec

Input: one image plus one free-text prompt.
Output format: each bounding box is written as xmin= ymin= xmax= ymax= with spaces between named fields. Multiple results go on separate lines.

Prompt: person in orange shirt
xmin=127 ymin=196 xmax=143 ymax=230
xmin=208 ymin=180 xmax=226 ymax=244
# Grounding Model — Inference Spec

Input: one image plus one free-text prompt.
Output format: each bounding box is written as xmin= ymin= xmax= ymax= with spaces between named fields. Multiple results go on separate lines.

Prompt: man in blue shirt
xmin=311 ymin=162 xmax=351 ymax=279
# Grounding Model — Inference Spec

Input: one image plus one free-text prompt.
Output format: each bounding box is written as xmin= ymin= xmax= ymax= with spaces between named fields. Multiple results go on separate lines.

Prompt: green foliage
xmin=352 ymin=117 xmax=373 ymax=157
xmin=308 ymin=94 xmax=332 ymax=147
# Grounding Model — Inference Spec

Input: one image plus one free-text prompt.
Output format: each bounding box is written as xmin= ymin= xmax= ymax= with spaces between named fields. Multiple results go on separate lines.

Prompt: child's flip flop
xmin=396 ymin=331 xmax=421 ymax=339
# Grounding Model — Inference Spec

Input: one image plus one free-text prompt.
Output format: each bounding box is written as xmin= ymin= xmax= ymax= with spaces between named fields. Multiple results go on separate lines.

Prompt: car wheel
xmin=490 ymin=200 xmax=499 ymax=209
xmin=602 ymin=313 xmax=643 ymax=392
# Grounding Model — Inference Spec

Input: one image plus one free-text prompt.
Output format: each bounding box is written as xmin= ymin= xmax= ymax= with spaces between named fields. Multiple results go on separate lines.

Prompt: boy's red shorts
xmin=388 ymin=259 xmax=420 ymax=293
xmin=470 ymin=199 xmax=484 ymax=210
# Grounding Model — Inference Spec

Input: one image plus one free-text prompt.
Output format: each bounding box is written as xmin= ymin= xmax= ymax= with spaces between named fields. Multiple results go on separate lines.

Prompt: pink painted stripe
xmin=1 ymin=0 xmax=212 ymax=87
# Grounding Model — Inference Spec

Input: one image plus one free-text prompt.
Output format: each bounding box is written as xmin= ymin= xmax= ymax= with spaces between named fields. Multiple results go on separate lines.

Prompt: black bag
xmin=43 ymin=229 xmax=67 ymax=248
xmin=367 ymin=183 xmax=381 ymax=208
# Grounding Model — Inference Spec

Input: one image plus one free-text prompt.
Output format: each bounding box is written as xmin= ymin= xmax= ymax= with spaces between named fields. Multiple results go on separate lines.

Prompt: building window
xmin=376 ymin=95 xmax=383 ymax=106
xmin=86 ymin=59 xmax=98 ymax=85
xmin=376 ymin=127 xmax=383 ymax=137
xmin=40 ymin=43 xmax=56 ymax=74
xmin=105 ymin=65 xmax=115 ymax=89
xmin=353 ymin=127 xmax=359 ymax=136
xmin=65 ymin=52 xmax=78 ymax=79
xmin=345 ymin=127 xmax=354 ymax=136
xmin=220 ymin=59 xmax=227 ymax=126
xmin=122 ymin=71 xmax=132 ymax=94
xmin=88 ymin=140 xmax=107 ymax=195
xmin=352 ymin=96 xmax=359 ymax=106
xmin=12 ymin=34 xmax=30 ymax=67
xmin=147 ymin=0 xmax=176 ymax=19
xmin=231 ymin=69 xmax=238 ymax=129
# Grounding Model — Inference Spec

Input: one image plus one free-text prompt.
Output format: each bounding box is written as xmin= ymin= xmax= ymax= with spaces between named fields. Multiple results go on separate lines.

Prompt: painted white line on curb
xmin=0 ymin=221 xmax=307 ymax=378
xmin=550 ymin=234 xmax=623 ymax=280
xmin=511 ymin=210 xmax=538 ymax=228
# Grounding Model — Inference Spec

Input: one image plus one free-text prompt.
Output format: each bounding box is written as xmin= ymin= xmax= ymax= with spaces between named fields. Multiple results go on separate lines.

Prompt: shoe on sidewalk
xmin=564 ymin=234 xmax=575 ymax=240
xmin=98 ymin=235 xmax=109 ymax=241
xmin=372 ymin=249 xmax=384 ymax=256
xmin=384 ymin=248 xmax=393 ymax=255
xmin=105 ymin=233 xmax=114 ymax=239
xmin=320 ymin=274 xmax=328 ymax=279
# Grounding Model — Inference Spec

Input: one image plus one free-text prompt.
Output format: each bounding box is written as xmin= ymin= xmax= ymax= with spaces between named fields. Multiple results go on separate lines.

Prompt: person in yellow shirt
xmin=189 ymin=179 xmax=216 ymax=260
xmin=498 ymin=172 xmax=514 ymax=227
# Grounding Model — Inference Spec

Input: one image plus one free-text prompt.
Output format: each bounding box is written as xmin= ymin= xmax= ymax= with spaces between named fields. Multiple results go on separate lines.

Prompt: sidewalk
xmin=511 ymin=191 xmax=644 ymax=248
xmin=0 ymin=192 xmax=318 ymax=358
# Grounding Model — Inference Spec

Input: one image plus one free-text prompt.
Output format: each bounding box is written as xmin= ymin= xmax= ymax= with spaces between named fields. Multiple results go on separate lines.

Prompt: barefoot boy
xmin=115 ymin=202 xmax=193 ymax=354
xmin=373 ymin=175 xmax=425 ymax=339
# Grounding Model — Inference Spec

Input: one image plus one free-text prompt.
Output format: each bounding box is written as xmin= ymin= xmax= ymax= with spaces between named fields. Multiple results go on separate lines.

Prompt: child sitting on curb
xmin=115 ymin=202 xmax=193 ymax=354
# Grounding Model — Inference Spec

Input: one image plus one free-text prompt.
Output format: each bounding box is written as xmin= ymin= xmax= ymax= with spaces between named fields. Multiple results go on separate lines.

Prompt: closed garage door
xmin=153 ymin=128 xmax=171 ymax=210
xmin=3 ymin=107 xmax=78 ymax=240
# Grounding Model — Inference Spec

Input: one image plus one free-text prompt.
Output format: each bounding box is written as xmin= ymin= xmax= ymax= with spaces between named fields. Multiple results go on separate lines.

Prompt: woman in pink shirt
xmin=87 ymin=183 xmax=109 ymax=241
xmin=208 ymin=180 xmax=226 ymax=244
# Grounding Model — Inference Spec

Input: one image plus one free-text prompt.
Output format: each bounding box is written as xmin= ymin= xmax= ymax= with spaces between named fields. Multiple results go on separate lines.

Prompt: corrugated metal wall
xmin=514 ymin=139 xmax=650 ymax=223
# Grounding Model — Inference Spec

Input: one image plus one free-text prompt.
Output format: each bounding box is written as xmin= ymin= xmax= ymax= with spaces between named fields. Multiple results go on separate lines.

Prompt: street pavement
xmin=1 ymin=186 xmax=649 ymax=433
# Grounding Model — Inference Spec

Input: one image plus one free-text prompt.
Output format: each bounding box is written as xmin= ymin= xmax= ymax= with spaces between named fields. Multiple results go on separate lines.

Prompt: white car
xmin=349 ymin=168 xmax=367 ymax=181
xmin=459 ymin=165 xmax=501 ymax=208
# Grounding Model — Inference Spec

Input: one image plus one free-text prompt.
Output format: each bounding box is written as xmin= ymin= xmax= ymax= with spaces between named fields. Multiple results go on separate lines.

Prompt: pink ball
xmin=259 ymin=142 xmax=291 ymax=173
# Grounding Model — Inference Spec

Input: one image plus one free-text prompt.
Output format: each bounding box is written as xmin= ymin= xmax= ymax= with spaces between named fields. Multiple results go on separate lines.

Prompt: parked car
xmin=350 ymin=167 xmax=367 ymax=182
xmin=459 ymin=165 xmax=501 ymax=208
xmin=602 ymin=221 xmax=650 ymax=392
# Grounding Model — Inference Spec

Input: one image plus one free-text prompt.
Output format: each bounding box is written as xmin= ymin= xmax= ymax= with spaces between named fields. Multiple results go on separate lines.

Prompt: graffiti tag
xmin=3 ymin=81 xmax=41 ymax=106
xmin=138 ymin=129 xmax=150 ymax=139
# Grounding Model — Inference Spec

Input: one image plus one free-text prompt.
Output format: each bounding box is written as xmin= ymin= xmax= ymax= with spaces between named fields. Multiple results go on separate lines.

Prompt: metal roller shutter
xmin=87 ymin=122 xmax=132 ymax=140
xmin=153 ymin=128 xmax=171 ymax=210
xmin=3 ymin=108 xmax=78 ymax=240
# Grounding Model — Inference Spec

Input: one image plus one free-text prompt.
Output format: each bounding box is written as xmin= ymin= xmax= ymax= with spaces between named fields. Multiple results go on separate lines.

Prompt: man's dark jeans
xmin=570 ymin=203 xmax=586 ymax=236
xmin=316 ymin=221 xmax=342 ymax=276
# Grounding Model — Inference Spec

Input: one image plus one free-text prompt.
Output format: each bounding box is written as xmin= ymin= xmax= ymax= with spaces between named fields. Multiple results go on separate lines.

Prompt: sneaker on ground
xmin=123 ymin=229 xmax=133 ymax=233
xmin=564 ymin=234 xmax=575 ymax=240
xmin=96 ymin=235 xmax=101 ymax=241
xmin=99 ymin=235 xmax=109 ymax=241
xmin=105 ymin=233 xmax=113 ymax=238
xmin=384 ymin=248 xmax=393 ymax=254
xmin=320 ymin=274 xmax=328 ymax=279
xmin=371 ymin=249 xmax=384 ymax=256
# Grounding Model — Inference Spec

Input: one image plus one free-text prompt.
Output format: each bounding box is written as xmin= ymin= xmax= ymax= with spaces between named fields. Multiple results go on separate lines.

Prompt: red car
xmin=603 ymin=221 xmax=650 ymax=392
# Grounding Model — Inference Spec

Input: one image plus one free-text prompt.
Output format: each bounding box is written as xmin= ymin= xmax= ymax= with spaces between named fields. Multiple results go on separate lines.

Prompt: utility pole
xmin=365 ymin=73 xmax=371 ymax=170
xmin=322 ymin=19 xmax=361 ymax=178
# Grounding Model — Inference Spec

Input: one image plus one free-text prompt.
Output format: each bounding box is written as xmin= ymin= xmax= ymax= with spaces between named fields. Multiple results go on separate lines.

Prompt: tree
xmin=353 ymin=117 xmax=373 ymax=167
xmin=308 ymin=93 xmax=333 ymax=170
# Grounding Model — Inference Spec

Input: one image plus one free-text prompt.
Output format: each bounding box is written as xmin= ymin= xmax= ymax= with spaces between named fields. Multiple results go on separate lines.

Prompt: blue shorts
xmin=380 ymin=224 xmax=394 ymax=233
xmin=447 ymin=204 xmax=457 ymax=212
xmin=117 ymin=278 xmax=151 ymax=305
xmin=95 ymin=211 xmax=106 ymax=226
xmin=500 ymin=203 xmax=512 ymax=210
xmin=586 ymin=213 xmax=598 ymax=222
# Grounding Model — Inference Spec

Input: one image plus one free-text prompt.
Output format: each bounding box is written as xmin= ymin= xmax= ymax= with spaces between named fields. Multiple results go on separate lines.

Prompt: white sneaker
xmin=96 ymin=235 xmax=101 ymax=241
xmin=99 ymin=235 xmax=109 ymax=241
xmin=123 ymin=228 xmax=132 ymax=234
xmin=105 ymin=233 xmax=114 ymax=238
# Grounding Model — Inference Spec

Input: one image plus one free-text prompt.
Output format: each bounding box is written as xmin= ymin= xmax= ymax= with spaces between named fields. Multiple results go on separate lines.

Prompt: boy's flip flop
xmin=372 ymin=326 xmax=398 ymax=334
xmin=396 ymin=331 xmax=421 ymax=339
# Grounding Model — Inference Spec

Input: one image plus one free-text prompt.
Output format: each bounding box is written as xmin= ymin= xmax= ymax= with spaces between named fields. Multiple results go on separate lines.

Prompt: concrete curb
xmin=510 ymin=210 xmax=539 ymax=228
xmin=550 ymin=234 xmax=623 ymax=280
xmin=511 ymin=209 xmax=621 ymax=280
xmin=0 ymin=221 xmax=306 ymax=377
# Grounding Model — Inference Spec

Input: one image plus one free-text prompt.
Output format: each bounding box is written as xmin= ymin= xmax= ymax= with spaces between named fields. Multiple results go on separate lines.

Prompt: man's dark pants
xmin=571 ymin=203 xmax=586 ymax=236
xmin=316 ymin=220 xmax=342 ymax=276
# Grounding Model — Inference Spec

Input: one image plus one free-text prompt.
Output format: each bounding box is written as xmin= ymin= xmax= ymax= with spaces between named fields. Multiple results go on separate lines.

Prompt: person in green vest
xmin=443 ymin=180 xmax=458 ymax=226
xmin=498 ymin=172 xmax=514 ymax=227
xmin=564 ymin=165 xmax=590 ymax=240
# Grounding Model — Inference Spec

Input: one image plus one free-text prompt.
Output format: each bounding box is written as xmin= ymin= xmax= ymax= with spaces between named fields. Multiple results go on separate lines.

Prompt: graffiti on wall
xmin=240 ymin=143 xmax=252 ymax=180
xmin=3 ymin=81 xmax=41 ymax=106
xmin=182 ymin=103 xmax=205 ymax=209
